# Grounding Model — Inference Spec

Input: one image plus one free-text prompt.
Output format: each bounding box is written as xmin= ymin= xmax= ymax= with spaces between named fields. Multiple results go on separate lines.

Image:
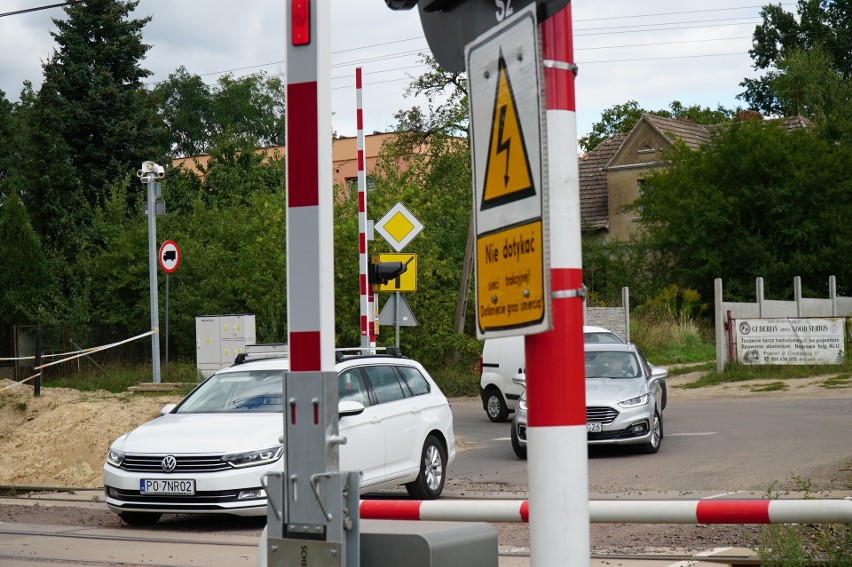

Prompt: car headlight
xmin=222 ymin=446 xmax=284 ymax=468
xmin=618 ymin=394 xmax=649 ymax=408
xmin=518 ymin=393 xmax=527 ymax=411
xmin=106 ymin=447 xmax=125 ymax=468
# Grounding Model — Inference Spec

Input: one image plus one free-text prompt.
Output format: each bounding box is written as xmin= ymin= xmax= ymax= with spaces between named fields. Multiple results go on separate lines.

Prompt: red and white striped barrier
xmin=359 ymin=499 xmax=852 ymax=525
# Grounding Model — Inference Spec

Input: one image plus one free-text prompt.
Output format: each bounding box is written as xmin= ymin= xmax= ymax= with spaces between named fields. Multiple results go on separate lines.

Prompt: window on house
xmin=638 ymin=142 xmax=655 ymax=154
xmin=347 ymin=176 xmax=376 ymax=192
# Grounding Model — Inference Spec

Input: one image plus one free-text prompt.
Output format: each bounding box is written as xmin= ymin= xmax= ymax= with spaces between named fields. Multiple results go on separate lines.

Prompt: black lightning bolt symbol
xmin=497 ymin=104 xmax=510 ymax=187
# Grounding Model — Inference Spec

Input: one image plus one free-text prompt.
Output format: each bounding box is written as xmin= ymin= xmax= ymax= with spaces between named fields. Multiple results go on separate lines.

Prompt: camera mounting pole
xmin=137 ymin=161 xmax=165 ymax=384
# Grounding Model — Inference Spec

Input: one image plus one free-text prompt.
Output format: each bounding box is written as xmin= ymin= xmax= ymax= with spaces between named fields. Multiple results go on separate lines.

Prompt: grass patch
xmin=666 ymin=362 xmax=715 ymax=376
xmin=821 ymin=373 xmax=851 ymax=389
xmin=43 ymin=361 xmax=203 ymax=394
xmin=676 ymin=361 xmax=852 ymax=389
xmin=432 ymin=362 xmax=479 ymax=398
xmin=754 ymin=477 xmax=852 ymax=566
xmin=746 ymin=381 xmax=788 ymax=392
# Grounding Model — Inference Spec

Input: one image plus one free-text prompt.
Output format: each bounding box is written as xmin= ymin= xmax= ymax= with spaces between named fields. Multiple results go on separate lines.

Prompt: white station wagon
xmin=103 ymin=349 xmax=455 ymax=525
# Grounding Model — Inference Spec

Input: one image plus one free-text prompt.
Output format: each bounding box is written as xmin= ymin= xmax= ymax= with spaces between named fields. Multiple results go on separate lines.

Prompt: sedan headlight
xmin=222 ymin=446 xmax=284 ymax=469
xmin=518 ymin=393 xmax=527 ymax=411
xmin=106 ymin=447 xmax=125 ymax=468
xmin=618 ymin=394 xmax=649 ymax=408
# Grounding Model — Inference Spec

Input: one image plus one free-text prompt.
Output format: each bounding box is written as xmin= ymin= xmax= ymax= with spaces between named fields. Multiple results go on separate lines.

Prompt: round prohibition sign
xmin=159 ymin=240 xmax=180 ymax=273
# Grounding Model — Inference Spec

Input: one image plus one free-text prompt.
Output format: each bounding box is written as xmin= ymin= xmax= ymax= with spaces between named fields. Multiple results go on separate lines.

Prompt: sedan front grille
xmin=121 ymin=454 xmax=231 ymax=473
xmin=586 ymin=406 xmax=618 ymax=424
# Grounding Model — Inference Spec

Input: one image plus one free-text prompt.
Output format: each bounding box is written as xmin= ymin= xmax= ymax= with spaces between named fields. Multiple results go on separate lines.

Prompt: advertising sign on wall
xmin=736 ymin=318 xmax=846 ymax=365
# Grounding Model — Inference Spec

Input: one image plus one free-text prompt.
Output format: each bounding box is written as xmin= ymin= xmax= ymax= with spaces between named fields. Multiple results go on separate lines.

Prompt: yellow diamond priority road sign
xmin=375 ymin=202 xmax=423 ymax=253
xmin=466 ymin=4 xmax=550 ymax=339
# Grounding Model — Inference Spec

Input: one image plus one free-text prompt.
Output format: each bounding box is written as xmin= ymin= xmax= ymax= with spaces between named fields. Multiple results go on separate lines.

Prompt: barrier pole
xmin=525 ymin=5 xmax=588 ymax=566
xmin=358 ymin=498 xmax=852 ymax=525
xmin=356 ymin=67 xmax=375 ymax=349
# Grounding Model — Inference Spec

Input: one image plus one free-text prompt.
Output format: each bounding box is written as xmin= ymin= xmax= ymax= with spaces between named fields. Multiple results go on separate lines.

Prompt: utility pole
xmin=137 ymin=161 xmax=165 ymax=384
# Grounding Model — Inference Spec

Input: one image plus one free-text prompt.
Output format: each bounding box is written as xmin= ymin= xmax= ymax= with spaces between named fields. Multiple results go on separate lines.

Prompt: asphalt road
xmin=2 ymin=394 xmax=849 ymax=566
xmin=447 ymin=395 xmax=852 ymax=496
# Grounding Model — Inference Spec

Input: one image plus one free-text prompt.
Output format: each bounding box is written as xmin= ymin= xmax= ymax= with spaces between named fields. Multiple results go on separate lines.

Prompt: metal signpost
xmin=159 ymin=240 xmax=180 ymax=378
xmin=374 ymin=207 xmax=422 ymax=347
xmin=137 ymin=161 xmax=165 ymax=384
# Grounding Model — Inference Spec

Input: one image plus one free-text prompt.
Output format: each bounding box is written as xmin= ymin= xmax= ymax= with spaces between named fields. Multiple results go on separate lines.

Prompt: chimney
xmin=737 ymin=110 xmax=764 ymax=121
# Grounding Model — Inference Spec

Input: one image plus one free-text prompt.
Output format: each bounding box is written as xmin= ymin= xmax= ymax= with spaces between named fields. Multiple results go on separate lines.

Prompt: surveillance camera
xmin=385 ymin=0 xmax=418 ymax=9
xmin=155 ymin=165 xmax=165 ymax=178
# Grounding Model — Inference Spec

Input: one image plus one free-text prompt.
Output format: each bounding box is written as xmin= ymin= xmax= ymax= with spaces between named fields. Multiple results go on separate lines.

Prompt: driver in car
xmin=608 ymin=355 xmax=634 ymax=378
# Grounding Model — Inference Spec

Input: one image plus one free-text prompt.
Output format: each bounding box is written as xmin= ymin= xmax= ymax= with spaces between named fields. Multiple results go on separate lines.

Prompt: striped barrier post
xmin=524 ymin=5 xmax=587 ymax=566
xmin=359 ymin=499 xmax=852 ymax=525
xmin=356 ymin=67 xmax=375 ymax=349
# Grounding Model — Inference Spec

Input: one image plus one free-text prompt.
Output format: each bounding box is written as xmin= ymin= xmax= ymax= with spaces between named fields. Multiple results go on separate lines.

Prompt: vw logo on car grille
xmin=161 ymin=455 xmax=177 ymax=472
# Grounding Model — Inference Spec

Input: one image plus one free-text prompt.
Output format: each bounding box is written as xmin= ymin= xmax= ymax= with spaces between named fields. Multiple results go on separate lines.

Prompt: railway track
xmin=0 ymin=489 xmax=771 ymax=566
xmin=0 ymin=521 xmax=764 ymax=567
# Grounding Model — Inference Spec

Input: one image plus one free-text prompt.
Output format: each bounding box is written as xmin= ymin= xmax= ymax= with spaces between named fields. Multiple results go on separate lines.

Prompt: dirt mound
xmin=0 ymin=379 xmax=181 ymax=488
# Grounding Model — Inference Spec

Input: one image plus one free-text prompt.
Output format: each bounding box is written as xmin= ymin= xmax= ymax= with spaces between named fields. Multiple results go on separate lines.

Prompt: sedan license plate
xmin=587 ymin=422 xmax=602 ymax=433
xmin=140 ymin=479 xmax=195 ymax=495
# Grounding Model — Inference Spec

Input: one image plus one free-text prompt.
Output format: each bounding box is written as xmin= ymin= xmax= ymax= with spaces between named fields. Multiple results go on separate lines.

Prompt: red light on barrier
xmin=291 ymin=0 xmax=310 ymax=46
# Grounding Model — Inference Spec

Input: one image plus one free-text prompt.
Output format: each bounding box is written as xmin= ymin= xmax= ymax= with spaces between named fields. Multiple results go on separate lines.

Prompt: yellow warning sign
xmin=476 ymin=220 xmax=545 ymax=332
xmin=377 ymin=253 xmax=417 ymax=293
xmin=481 ymin=53 xmax=536 ymax=211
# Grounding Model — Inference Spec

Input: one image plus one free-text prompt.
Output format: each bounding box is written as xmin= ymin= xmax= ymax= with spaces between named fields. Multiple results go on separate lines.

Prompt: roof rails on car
xmin=334 ymin=346 xmax=404 ymax=363
xmin=233 ymin=343 xmax=289 ymax=365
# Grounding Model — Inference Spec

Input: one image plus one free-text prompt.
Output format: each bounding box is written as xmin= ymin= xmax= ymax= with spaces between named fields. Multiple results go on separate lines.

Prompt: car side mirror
xmin=339 ymin=399 xmax=366 ymax=417
xmin=160 ymin=403 xmax=176 ymax=415
xmin=512 ymin=372 xmax=526 ymax=387
xmin=650 ymin=367 xmax=668 ymax=381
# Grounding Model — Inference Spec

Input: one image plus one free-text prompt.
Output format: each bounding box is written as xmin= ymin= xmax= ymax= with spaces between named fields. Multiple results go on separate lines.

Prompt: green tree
xmin=18 ymin=0 xmax=164 ymax=254
xmin=153 ymin=68 xmax=287 ymax=157
xmin=770 ymin=46 xmax=852 ymax=142
xmin=393 ymin=54 xmax=469 ymax=140
xmin=579 ymin=100 xmax=647 ymax=152
xmin=635 ymin=119 xmax=852 ymax=303
xmin=348 ymin=130 xmax=478 ymax=369
xmin=152 ymin=66 xmax=212 ymax=158
xmin=0 ymin=192 xmax=59 ymax=324
xmin=579 ymin=101 xmax=732 ymax=152
xmin=0 ymin=90 xmax=12 ymax=187
xmin=82 ymin=137 xmax=287 ymax=356
xmin=740 ymin=0 xmax=851 ymax=115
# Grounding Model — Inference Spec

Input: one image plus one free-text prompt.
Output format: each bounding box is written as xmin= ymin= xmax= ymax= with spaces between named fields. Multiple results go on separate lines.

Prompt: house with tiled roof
xmin=578 ymin=112 xmax=813 ymax=241
xmin=601 ymin=114 xmax=713 ymax=240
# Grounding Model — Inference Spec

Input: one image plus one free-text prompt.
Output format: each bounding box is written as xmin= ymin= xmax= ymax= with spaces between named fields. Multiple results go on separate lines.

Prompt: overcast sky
xmin=0 ymin=0 xmax=776 ymax=142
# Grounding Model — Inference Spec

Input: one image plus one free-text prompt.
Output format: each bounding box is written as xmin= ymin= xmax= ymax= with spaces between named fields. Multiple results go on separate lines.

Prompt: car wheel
xmin=639 ymin=410 xmax=663 ymax=454
xmin=484 ymin=387 xmax=509 ymax=422
xmin=119 ymin=511 xmax=162 ymax=525
xmin=406 ymin=435 xmax=447 ymax=500
xmin=660 ymin=381 xmax=668 ymax=411
xmin=510 ymin=422 xmax=527 ymax=460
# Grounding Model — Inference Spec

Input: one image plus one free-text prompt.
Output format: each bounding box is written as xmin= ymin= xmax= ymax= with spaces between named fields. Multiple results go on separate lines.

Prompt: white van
xmin=478 ymin=325 xmax=623 ymax=422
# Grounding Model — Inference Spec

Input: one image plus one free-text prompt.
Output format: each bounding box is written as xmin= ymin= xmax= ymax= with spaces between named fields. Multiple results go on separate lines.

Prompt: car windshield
xmin=585 ymin=351 xmax=640 ymax=379
xmin=176 ymin=370 xmax=284 ymax=413
xmin=583 ymin=332 xmax=623 ymax=344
